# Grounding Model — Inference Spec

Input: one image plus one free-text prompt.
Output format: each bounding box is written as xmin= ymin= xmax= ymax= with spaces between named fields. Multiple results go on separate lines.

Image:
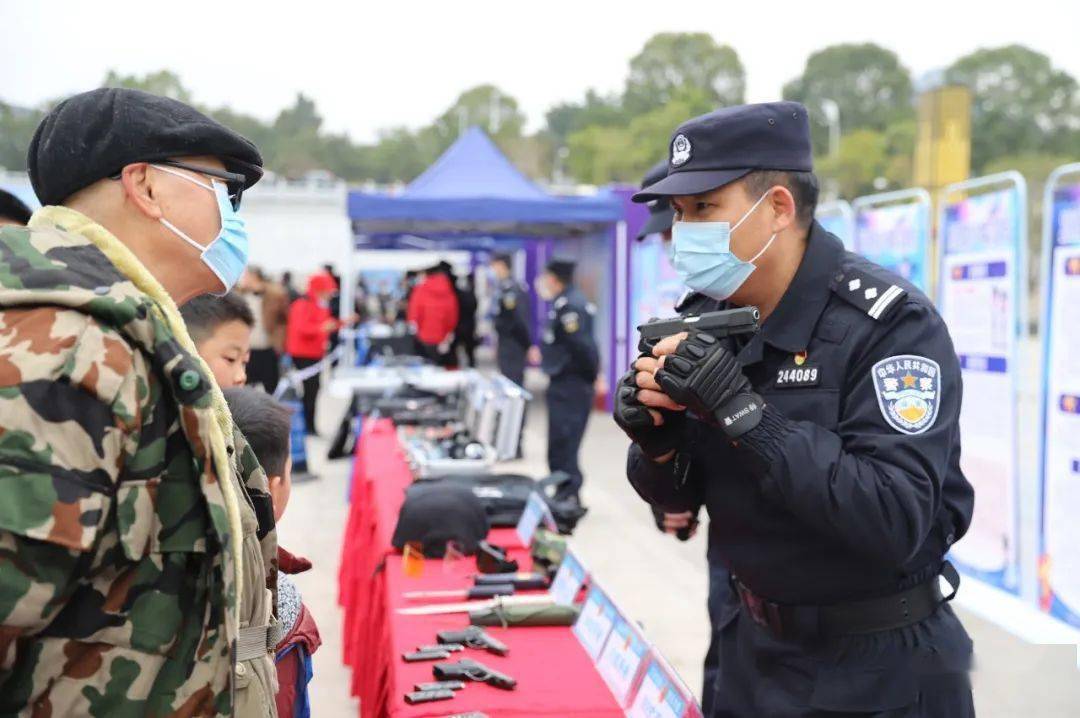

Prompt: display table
xmin=338 ymin=419 xmax=624 ymax=717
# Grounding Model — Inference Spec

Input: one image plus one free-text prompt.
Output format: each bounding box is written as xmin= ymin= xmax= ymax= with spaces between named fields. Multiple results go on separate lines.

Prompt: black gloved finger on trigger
xmin=678 ymin=340 xmax=707 ymax=360
xmin=665 ymin=355 xmax=694 ymax=376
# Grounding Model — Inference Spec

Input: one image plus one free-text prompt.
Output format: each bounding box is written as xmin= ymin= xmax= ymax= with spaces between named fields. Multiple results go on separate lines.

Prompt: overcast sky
xmin=3 ymin=0 xmax=1077 ymax=143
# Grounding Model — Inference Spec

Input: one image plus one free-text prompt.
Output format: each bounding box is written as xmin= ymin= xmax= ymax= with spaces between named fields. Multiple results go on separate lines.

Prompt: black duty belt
xmin=733 ymin=561 xmax=960 ymax=640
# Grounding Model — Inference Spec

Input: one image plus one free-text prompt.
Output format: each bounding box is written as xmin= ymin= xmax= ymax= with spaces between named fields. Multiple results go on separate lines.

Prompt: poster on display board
xmin=627 ymin=236 xmax=685 ymax=371
xmin=815 ymin=200 xmax=854 ymax=250
xmin=572 ymin=585 xmax=618 ymax=661
xmin=595 ymin=617 xmax=650 ymax=706
xmin=1039 ymin=172 xmax=1080 ymax=626
xmin=938 ymin=178 xmax=1025 ymax=593
xmin=852 ymin=191 xmax=931 ymax=291
xmin=625 ymin=660 xmax=699 ymax=718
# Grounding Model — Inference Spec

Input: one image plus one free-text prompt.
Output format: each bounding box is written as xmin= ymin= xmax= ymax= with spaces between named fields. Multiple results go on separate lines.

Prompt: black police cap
xmin=28 ymin=88 xmax=263 ymax=206
xmin=0 ymin=189 xmax=33 ymax=225
xmin=633 ymin=101 xmax=812 ymax=203
xmin=636 ymin=159 xmax=675 ymax=241
xmin=545 ymin=258 xmax=575 ymax=284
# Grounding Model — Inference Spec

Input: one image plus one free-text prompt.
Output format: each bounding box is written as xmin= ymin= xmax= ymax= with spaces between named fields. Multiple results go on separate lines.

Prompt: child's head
xmin=180 ymin=293 xmax=254 ymax=388
xmin=223 ymin=386 xmax=293 ymax=521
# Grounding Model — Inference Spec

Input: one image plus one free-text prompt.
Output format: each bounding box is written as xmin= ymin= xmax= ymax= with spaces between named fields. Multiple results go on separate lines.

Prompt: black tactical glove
xmin=653 ymin=332 xmax=763 ymax=438
xmin=613 ymin=368 xmax=685 ymax=459
xmin=650 ymin=505 xmax=699 ymax=542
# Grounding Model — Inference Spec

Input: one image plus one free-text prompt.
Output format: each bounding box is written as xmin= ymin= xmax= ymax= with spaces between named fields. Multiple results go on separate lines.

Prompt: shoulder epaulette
xmin=831 ymin=267 xmax=907 ymax=321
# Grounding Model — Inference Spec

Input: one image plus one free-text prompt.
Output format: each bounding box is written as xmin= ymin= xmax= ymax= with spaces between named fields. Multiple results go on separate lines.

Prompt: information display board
xmin=938 ymin=175 xmax=1026 ymax=592
xmin=1038 ymin=166 xmax=1080 ymax=624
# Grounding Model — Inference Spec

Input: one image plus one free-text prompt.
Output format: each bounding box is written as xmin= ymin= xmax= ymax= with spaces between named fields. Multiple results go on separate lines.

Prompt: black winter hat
xmin=28 ymin=87 xmax=263 ymax=206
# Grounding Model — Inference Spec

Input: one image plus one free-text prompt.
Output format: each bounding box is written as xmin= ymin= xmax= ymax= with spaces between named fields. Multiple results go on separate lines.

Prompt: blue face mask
xmin=671 ymin=191 xmax=777 ymax=301
xmin=155 ymin=165 xmax=250 ymax=295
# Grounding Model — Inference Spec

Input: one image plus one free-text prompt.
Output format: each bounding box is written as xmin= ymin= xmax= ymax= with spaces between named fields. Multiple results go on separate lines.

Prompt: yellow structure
xmin=914 ymin=84 xmax=972 ymax=290
xmin=915 ymin=85 xmax=972 ymax=194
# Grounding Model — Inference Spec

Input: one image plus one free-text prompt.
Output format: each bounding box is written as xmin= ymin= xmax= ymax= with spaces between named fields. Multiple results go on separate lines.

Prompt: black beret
xmin=28 ymin=87 xmax=263 ymax=206
xmin=634 ymin=101 xmax=812 ymax=202
xmin=545 ymin=259 xmax=575 ymax=284
xmin=636 ymin=159 xmax=675 ymax=241
xmin=0 ymin=188 xmax=33 ymax=225
xmin=391 ymin=484 xmax=490 ymax=558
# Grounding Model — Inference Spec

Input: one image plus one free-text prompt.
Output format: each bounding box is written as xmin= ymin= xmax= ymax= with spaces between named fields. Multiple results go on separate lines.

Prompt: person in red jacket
xmin=406 ymin=263 xmax=459 ymax=367
xmin=286 ymin=271 xmax=341 ymax=434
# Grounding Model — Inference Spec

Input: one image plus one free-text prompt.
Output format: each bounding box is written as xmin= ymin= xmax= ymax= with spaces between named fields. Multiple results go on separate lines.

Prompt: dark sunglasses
xmin=110 ymin=159 xmax=247 ymax=210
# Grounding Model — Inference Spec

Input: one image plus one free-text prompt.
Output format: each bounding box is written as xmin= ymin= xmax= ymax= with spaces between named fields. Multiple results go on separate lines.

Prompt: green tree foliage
xmin=566 ymin=87 xmax=717 ymax=184
xmin=946 ymin=45 xmax=1080 ymax=173
xmin=815 ymin=129 xmax=890 ymax=199
xmin=0 ymin=102 xmax=44 ymax=171
xmin=1 ymin=38 xmax=1075 ymax=193
xmin=103 ymin=69 xmax=193 ymax=102
xmin=432 ymin=85 xmax=526 ymax=148
xmin=545 ymin=90 xmax=623 ymax=145
xmin=623 ymin=33 xmax=745 ymax=116
xmin=783 ymin=43 xmax=914 ymax=156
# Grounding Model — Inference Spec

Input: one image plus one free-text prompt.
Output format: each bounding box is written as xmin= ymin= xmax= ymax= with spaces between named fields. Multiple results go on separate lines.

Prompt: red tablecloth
xmin=338 ymin=419 xmax=624 ymax=717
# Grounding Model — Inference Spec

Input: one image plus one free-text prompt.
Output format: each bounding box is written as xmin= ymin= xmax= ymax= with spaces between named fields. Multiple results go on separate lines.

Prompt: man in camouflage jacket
xmin=0 ymin=89 xmax=279 ymax=716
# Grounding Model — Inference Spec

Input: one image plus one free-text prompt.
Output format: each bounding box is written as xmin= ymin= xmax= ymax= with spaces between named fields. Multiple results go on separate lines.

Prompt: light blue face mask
xmin=672 ymin=191 xmax=777 ymax=301
xmin=155 ymin=164 xmax=250 ymax=295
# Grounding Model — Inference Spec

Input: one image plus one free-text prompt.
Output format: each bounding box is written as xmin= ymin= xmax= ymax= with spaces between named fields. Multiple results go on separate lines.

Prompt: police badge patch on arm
xmin=871 ymin=355 xmax=941 ymax=434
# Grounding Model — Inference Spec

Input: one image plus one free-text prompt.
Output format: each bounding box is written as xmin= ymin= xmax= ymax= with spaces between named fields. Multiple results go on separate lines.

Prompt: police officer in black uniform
xmin=615 ymin=102 xmax=975 ymax=717
xmin=637 ymin=159 xmax=733 ymax=717
xmin=637 ymin=160 xmax=677 ymax=243
xmin=489 ymin=252 xmax=532 ymax=388
xmin=539 ymin=259 xmax=599 ymax=504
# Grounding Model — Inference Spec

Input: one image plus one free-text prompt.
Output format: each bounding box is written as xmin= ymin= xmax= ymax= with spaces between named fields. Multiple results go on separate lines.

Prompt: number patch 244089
xmin=775 ymin=365 xmax=820 ymax=388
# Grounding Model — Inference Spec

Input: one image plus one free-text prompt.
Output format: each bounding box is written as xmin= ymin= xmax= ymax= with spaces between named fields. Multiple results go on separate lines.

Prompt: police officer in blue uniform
xmin=614 ymin=102 xmax=975 ymax=716
xmin=539 ymin=259 xmax=599 ymax=504
xmin=489 ymin=252 xmax=532 ymax=388
xmin=637 ymin=159 xmax=733 ymax=717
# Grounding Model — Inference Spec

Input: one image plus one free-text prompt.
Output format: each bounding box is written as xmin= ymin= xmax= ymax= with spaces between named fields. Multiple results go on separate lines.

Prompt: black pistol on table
xmin=437 ymin=626 xmax=509 ymax=656
xmin=637 ymin=306 xmax=760 ymax=354
xmin=434 ymin=659 xmax=517 ymax=690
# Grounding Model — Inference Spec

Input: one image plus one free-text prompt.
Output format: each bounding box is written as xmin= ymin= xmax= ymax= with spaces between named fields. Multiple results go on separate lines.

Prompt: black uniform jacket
xmin=627 ymin=223 xmax=974 ymax=605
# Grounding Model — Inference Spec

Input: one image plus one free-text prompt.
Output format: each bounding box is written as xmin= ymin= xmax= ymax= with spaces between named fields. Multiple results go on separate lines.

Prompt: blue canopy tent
xmin=344 ymin=129 xmax=631 ymax=405
xmin=348 ymin=127 xmax=622 ymax=240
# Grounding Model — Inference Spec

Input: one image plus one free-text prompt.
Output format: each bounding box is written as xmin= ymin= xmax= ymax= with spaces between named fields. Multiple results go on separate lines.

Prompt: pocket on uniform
xmin=0 ymin=459 xmax=111 ymax=551
xmin=116 ymin=476 xmax=210 ymax=559
xmin=102 ymin=476 xmax=212 ymax=655
xmin=808 ymin=664 xmax=917 ymax=712
xmin=760 ymin=388 xmax=840 ymax=429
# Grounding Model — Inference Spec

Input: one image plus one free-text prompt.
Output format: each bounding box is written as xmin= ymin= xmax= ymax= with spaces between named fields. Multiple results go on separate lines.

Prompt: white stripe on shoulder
xmin=868 ymin=285 xmax=904 ymax=319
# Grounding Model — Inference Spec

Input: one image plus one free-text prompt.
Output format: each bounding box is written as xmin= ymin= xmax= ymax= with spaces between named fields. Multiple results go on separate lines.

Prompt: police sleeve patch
xmin=871 ymin=355 xmax=941 ymax=435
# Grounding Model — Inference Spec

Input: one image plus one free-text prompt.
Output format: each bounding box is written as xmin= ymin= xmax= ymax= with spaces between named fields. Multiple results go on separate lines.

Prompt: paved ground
xmin=280 ymin=367 xmax=1080 ymax=717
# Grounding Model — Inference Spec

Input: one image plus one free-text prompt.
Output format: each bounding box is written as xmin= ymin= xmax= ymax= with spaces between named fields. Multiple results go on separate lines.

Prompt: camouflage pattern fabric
xmin=0 ymin=206 xmax=277 ymax=717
